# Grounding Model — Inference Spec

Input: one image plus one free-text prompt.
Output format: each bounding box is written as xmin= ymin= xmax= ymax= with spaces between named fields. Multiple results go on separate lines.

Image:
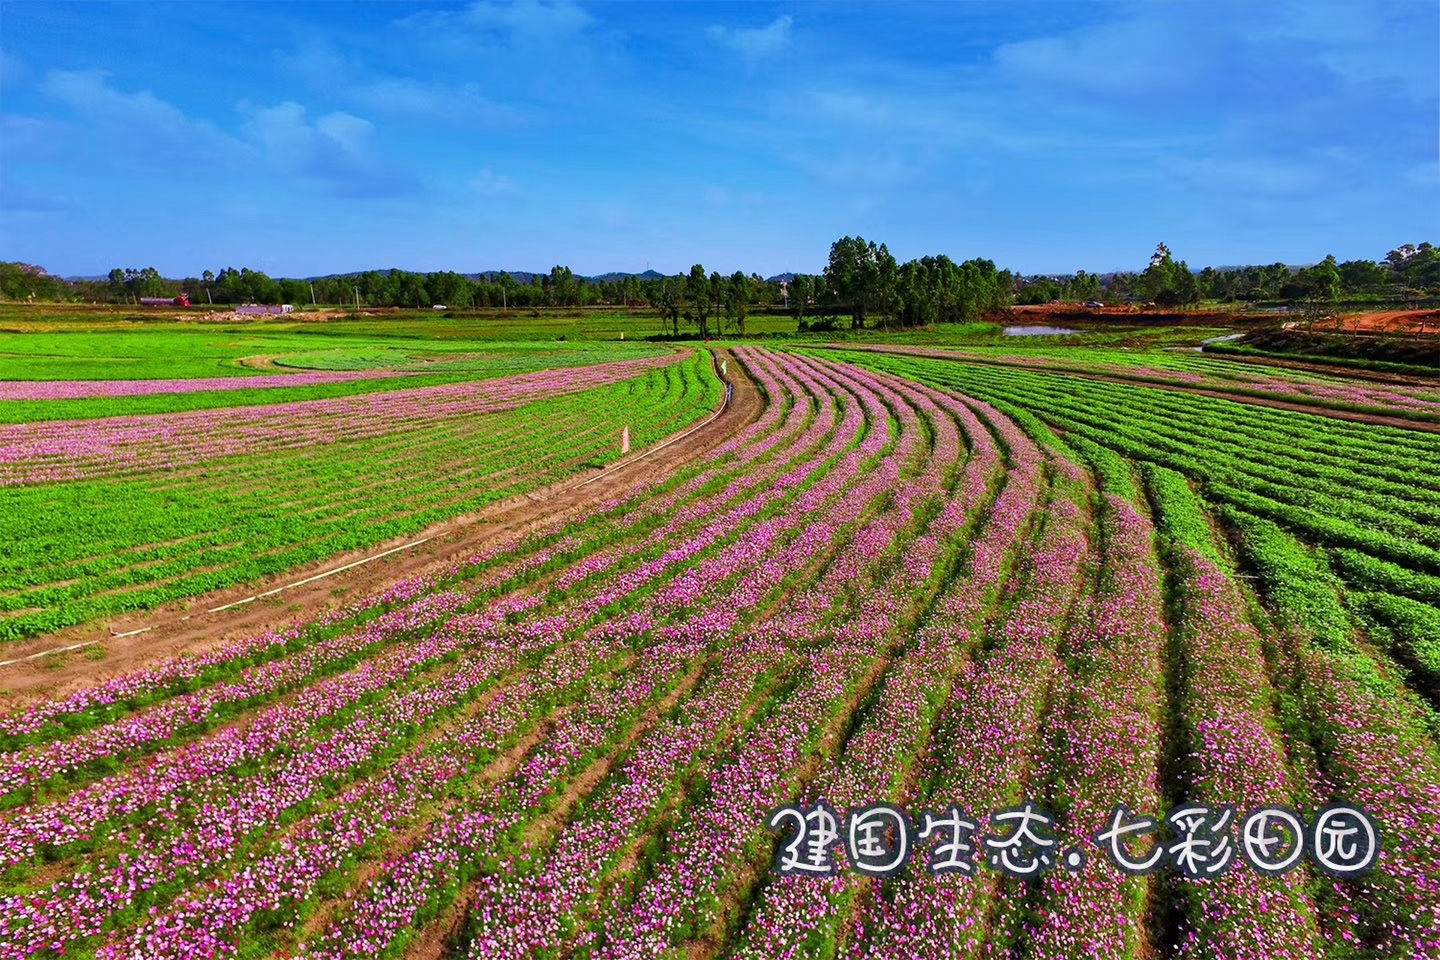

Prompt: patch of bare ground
xmin=1 ymin=350 xmax=760 ymax=703
xmin=1318 ymin=309 xmax=1440 ymax=336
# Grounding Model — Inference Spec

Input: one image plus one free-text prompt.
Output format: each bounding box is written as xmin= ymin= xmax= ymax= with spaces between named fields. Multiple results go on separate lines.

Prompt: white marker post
xmin=621 ymin=425 xmax=630 ymax=454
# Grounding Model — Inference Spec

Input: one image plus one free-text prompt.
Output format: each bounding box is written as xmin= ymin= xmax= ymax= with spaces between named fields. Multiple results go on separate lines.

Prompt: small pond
xmin=1003 ymin=325 xmax=1080 ymax=337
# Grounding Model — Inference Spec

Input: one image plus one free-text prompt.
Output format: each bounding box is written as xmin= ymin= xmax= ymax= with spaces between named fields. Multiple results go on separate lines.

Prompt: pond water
xmin=1003 ymin=325 xmax=1080 ymax=336
xmin=1188 ymin=333 xmax=1246 ymax=352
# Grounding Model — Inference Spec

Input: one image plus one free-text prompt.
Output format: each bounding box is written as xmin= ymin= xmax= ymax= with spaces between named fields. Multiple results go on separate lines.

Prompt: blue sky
xmin=2 ymin=0 xmax=1436 ymax=278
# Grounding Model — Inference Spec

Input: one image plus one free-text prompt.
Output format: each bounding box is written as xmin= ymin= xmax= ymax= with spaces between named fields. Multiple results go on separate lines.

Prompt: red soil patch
xmin=1316 ymin=310 xmax=1440 ymax=336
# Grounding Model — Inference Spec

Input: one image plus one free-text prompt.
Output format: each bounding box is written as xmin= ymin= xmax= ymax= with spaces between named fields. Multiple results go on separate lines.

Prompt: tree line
xmin=1016 ymin=242 xmax=1440 ymax=308
xmin=3 ymin=239 xmax=1436 ymax=326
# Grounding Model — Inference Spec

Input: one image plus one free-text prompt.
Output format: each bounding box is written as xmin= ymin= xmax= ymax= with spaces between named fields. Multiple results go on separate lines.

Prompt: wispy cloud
xmin=0 ymin=51 xmax=25 ymax=86
xmin=787 ymin=150 xmax=920 ymax=189
xmin=37 ymin=70 xmax=417 ymax=198
xmin=358 ymin=77 xmax=518 ymax=124
xmin=239 ymin=101 xmax=417 ymax=197
xmin=0 ymin=114 xmax=68 ymax=160
xmin=706 ymin=15 xmax=793 ymax=60
xmin=992 ymin=13 xmax=1201 ymax=99
xmin=281 ymin=47 xmax=521 ymax=125
xmin=0 ymin=179 xmax=78 ymax=216
xmin=40 ymin=70 xmax=244 ymax=162
xmin=400 ymin=0 xmax=595 ymax=44
xmin=702 ymin=184 xmax=765 ymax=206
xmin=1168 ymin=156 xmax=1332 ymax=196
xmin=469 ymin=168 xmax=516 ymax=196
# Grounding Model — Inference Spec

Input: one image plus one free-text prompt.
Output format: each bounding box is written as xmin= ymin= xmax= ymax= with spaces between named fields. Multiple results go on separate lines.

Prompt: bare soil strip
xmin=1 ymin=350 xmax=761 ymax=702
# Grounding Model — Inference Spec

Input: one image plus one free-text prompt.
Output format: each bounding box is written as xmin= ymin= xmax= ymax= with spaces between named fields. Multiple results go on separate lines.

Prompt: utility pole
xmin=354 ymin=285 xmax=360 ymax=310
xmin=309 ymin=282 xmax=317 ymax=306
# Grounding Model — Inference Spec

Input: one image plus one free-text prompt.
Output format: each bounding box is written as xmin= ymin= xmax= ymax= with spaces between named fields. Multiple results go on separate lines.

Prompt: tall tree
xmin=709 ymin=271 xmax=724 ymax=337
xmin=686 ymin=264 xmax=711 ymax=339
xmin=657 ymin=279 xmax=681 ymax=337
xmin=725 ymin=270 xmax=750 ymax=337
xmin=825 ymin=236 xmax=896 ymax=328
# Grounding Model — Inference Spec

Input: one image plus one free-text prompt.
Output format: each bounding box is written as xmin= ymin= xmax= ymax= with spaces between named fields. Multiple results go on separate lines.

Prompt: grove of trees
xmin=4 ymin=240 xmax=1437 ymax=330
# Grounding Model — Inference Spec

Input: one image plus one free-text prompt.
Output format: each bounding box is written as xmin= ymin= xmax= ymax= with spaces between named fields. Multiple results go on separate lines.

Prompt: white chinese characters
xmin=768 ymin=800 xmax=1378 ymax=880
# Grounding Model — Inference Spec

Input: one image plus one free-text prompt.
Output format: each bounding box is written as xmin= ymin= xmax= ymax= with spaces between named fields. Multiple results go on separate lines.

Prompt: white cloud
xmin=791 ymin=151 xmax=917 ymax=188
xmin=315 ymin=112 xmax=374 ymax=154
xmin=401 ymin=0 xmax=594 ymax=43
xmin=809 ymin=91 xmax=899 ymax=128
xmin=707 ymin=15 xmax=793 ymax=60
xmin=461 ymin=0 xmax=594 ymax=37
xmin=356 ymin=77 xmax=519 ymax=124
xmin=992 ymin=14 xmax=1206 ymax=98
xmin=38 ymin=70 xmax=417 ymax=197
xmin=1 ymin=114 xmax=67 ymax=160
xmin=239 ymin=101 xmax=315 ymax=166
xmin=279 ymin=43 xmax=522 ymax=126
xmin=1168 ymin=156 xmax=1330 ymax=196
xmin=469 ymin=169 xmax=516 ymax=196
xmin=40 ymin=70 xmax=244 ymax=161
xmin=0 ymin=51 xmax=25 ymax=87
xmin=239 ymin=101 xmax=414 ymax=197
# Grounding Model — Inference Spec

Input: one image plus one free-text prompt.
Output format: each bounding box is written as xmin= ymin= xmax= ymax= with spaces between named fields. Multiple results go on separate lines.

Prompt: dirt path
xmin=0 ymin=350 xmax=763 ymax=702
xmin=828 ymin=344 xmax=1440 ymax=435
xmin=234 ymin=354 xmax=282 ymax=370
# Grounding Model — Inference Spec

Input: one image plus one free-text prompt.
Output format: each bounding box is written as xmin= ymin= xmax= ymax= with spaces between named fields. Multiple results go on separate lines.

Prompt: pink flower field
xmin=1 ymin=346 xmax=1435 ymax=960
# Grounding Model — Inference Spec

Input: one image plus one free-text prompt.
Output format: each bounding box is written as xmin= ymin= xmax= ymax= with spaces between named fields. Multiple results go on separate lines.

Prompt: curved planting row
xmin=0 ymin=351 xmax=721 ymax=639
xmin=828 ymin=347 xmax=1440 ymax=959
xmin=0 ymin=369 xmax=416 ymax=402
xmin=0 ymin=352 xmax=685 ymax=482
xmin=7 ymin=344 xmax=1433 ymax=959
xmin=840 ymin=343 xmax=1440 ymax=422
xmin=0 ymin=348 xmax=1010 ymax=958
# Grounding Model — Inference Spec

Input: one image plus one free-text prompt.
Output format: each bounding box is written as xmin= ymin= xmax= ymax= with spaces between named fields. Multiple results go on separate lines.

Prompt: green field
xmin=0 ymin=345 xmax=720 ymax=638
xmin=1 ymin=319 xmax=1438 ymax=960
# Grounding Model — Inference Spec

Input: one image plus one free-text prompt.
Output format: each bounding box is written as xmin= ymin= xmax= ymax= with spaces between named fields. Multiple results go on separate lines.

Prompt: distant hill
xmin=59 ymin=266 xmax=800 ymax=284
xmin=304 ymin=268 xmax=679 ymax=284
xmin=585 ymin=270 xmax=667 ymax=284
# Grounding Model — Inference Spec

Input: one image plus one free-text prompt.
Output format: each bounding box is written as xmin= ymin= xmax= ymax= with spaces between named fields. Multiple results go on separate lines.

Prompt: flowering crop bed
xmin=0 ymin=370 xmax=413 ymax=401
xmin=0 ymin=351 xmax=718 ymax=639
xmin=1 ymin=345 xmax=1436 ymax=959
xmin=0 ymin=339 xmax=669 ymax=424
xmin=838 ymin=342 xmax=1440 ymax=423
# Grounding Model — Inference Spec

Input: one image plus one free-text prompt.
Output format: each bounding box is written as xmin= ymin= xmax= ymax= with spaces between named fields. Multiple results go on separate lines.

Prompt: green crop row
xmin=821 ymin=350 xmax=1440 ymax=601
xmin=0 ymin=352 xmax=721 ymax=640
